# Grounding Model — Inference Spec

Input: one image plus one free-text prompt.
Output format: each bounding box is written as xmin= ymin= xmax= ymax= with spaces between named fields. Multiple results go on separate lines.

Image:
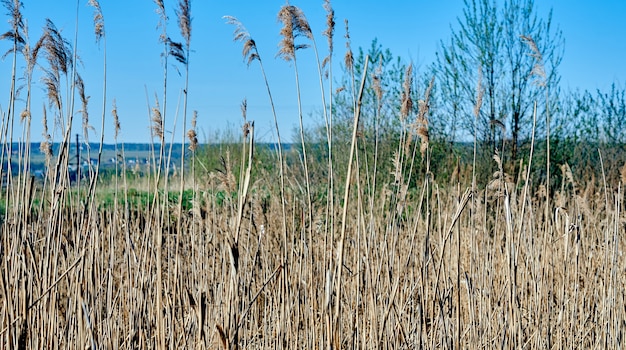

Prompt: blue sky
xmin=0 ymin=0 xmax=624 ymax=144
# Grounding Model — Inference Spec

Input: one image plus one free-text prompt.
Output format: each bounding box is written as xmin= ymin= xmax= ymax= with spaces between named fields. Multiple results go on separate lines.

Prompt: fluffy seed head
xmin=191 ymin=109 xmax=197 ymax=129
xmin=188 ymin=110 xmax=198 ymax=152
xmin=39 ymin=19 xmax=73 ymax=114
xmin=168 ymin=39 xmax=186 ymax=65
xmin=151 ymin=99 xmax=163 ymax=139
xmin=40 ymin=103 xmax=53 ymax=160
xmin=400 ymin=64 xmax=414 ymax=120
xmin=0 ymin=0 xmax=25 ymax=46
xmin=343 ymin=19 xmax=353 ymax=71
xmin=417 ymin=77 xmax=434 ymax=158
xmin=176 ymin=0 xmax=191 ymax=46
xmin=418 ymin=76 xmax=434 ymax=121
xmin=224 ymin=16 xmax=260 ymax=66
xmin=322 ymin=0 xmax=335 ymax=53
xmin=277 ymin=5 xmax=312 ymax=61
xmin=154 ymin=0 xmax=168 ymax=43
xmin=20 ymin=109 xmax=29 ymax=122
xmin=521 ymin=35 xmax=546 ymax=87
xmin=76 ymin=74 xmax=93 ymax=142
xmin=112 ymin=99 xmax=120 ymax=139
xmin=187 ymin=129 xmax=198 ymax=152
xmin=87 ymin=0 xmax=104 ymax=43
xmin=372 ymin=59 xmax=383 ymax=102
xmin=241 ymin=99 xmax=250 ymax=138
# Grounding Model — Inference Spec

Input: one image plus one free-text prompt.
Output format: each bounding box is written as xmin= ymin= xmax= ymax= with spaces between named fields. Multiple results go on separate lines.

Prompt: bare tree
xmin=432 ymin=0 xmax=563 ymax=176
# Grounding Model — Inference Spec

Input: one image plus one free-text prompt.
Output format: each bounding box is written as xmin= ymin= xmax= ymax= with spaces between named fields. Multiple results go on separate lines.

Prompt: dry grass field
xmin=0 ymin=0 xmax=625 ymax=349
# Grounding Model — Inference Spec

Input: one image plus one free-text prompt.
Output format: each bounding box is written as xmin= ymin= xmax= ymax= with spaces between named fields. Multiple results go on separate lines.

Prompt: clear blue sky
xmin=0 ymin=1 xmax=624 ymax=143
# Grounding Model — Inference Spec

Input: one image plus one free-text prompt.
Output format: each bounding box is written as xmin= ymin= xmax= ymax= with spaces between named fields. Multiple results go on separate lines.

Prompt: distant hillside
xmin=1 ymin=142 xmax=293 ymax=175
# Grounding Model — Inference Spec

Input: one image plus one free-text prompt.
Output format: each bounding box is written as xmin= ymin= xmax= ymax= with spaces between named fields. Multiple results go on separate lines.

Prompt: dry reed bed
xmin=1 ymin=169 xmax=625 ymax=348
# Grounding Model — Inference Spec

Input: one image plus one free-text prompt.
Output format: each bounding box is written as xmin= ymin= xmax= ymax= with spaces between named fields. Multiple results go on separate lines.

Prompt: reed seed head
xmin=154 ymin=0 xmax=168 ymax=44
xmin=43 ymin=72 xmax=61 ymax=112
xmin=42 ymin=19 xmax=72 ymax=75
xmin=112 ymin=99 xmax=120 ymax=139
xmin=343 ymin=19 xmax=353 ymax=72
xmin=188 ymin=110 xmax=198 ymax=152
xmin=372 ymin=59 xmax=383 ymax=102
xmin=39 ymin=19 xmax=73 ymax=114
xmin=151 ymin=99 xmax=164 ymax=139
xmin=176 ymin=0 xmax=191 ymax=46
xmin=322 ymin=0 xmax=335 ymax=54
xmin=521 ymin=35 xmax=546 ymax=87
xmin=18 ymin=24 xmax=34 ymax=69
xmin=154 ymin=0 xmax=165 ymax=19
xmin=418 ymin=77 xmax=434 ymax=121
xmin=561 ymin=163 xmax=576 ymax=191
xmin=214 ymin=152 xmax=236 ymax=194
xmin=87 ymin=0 xmax=104 ymax=43
xmin=400 ymin=64 xmax=414 ymax=121
xmin=187 ymin=129 xmax=198 ymax=152
xmin=19 ymin=109 xmax=28 ymax=122
xmin=0 ymin=0 xmax=25 ymax=46
xmin=277 ymin=5 xmax=312 ymax=61
xmin=241 ymin=98 xmax=247 ymax=122
xmin=168 ymin=38 xmax=186 ymax=65
xmin=416 ymin=77 xmax=434 ymax=158
xmin=76 ymin=74 xmax=92 ymax=142
xmin=241 ymin=99 xmax=250 ymax=138
xmin=224 ymin=16 xmax=260 ymax=66
xmin=30 ymin=29 xmax=44 ymax=66
xmin=321 ymin=0 xmax=335 ymax=77
xmin=40 ymin=103 xmax=52 ymax=160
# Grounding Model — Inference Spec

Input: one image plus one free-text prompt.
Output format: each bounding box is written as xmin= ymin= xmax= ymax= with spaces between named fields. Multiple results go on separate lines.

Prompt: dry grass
xmin=0 ymin=2 xmax=625 ymax=349
xmin=3 ymin=142 xmax=624 ymax=348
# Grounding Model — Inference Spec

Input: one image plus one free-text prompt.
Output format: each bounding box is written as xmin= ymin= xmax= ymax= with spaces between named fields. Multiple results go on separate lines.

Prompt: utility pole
xmin=76 ymin=133 xmax=81 ymax=181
